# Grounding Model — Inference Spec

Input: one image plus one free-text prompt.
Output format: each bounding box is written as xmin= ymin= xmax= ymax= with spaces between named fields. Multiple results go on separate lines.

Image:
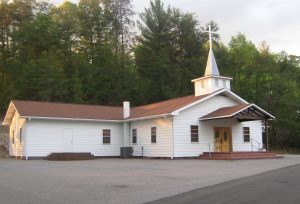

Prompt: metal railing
xmin=208 ymin=143 xmax=211 ymax=158
xmin=251 ymin=138 xmax=263 ymax=151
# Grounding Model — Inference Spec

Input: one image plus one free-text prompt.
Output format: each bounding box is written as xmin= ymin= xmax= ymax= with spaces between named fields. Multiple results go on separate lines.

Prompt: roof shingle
xmin=130 ymin=94 xmax=209 ymax=119
xmin=12 ymin=100 xmax=124 ymax=121
xmin=11 ymin=93 xmax=211 ymax=121
xmin=200 ymin=104 xmax=250 ymax=120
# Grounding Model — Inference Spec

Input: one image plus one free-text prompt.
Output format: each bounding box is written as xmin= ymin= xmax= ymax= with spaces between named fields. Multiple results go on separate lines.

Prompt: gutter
xmin=18 ymin=114 xmax=174 ymax=124
xmin=124 ymin=113 xmax=172 ymax=122
xmin=21 ymin=116 xmax=123 ymax=123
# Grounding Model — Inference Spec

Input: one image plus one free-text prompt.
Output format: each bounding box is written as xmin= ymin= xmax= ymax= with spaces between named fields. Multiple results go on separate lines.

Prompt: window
xmin=243 ymin=127 xmax=250 ymax=142
xmin=223 ymin=79 xmax=226 ymax=87
xmin=132 ymin=129 xmax=137 ymax=144
xmin=215 ymin=78 xmax=219 ymax=87
xmin=103 ymin=129 xmax=111 ymax=144
xmin=151 ymin=127 xmax=156 ymax=143
xmin=20 ymin=128 xmax=22 ymax=143
xmin=191 ymin=125 xmax=199 ymax=142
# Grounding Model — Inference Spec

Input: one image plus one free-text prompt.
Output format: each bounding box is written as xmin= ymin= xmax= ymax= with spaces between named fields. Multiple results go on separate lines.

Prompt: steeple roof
xmin=204 ymin=48 xmax=220 ymax=76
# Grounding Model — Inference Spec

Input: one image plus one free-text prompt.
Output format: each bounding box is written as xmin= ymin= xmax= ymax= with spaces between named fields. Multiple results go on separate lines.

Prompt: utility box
xmin=120 ymin=147 xmax=133 ymax=158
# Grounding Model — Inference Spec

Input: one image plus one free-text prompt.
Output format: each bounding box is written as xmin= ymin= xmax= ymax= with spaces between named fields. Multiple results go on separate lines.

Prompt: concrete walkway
xmin=0 ymin=155 xmax=300 ymax=204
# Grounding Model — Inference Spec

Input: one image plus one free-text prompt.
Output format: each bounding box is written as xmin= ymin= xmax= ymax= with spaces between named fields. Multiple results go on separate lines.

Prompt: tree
xmin=51 ymin=1 xmax=79 ymax=74
xmin=135 ymin=0 xmax=208 ymax=103
xmin=228 ymin=33 xmax=259 ymax=101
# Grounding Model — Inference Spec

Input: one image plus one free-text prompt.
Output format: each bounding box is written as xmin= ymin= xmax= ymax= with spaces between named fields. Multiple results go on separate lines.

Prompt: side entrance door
xmin=214 ymin=127 xmax=231 ymax=152
xmin=63 ymin=128 xmax=73 ymax=152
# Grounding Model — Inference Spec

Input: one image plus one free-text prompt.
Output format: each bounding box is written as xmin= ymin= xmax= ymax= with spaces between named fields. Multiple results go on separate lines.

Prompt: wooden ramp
xmin=47 ymin=152 xmax=95 ymax=161
xmin=199 ymin=152 xmax=283 ymax=160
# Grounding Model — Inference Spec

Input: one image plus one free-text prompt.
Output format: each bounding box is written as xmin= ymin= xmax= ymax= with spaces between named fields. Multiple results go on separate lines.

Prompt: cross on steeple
xmin=203 ymin=24 xmax=219 ymax=76
xmin=204 ymin=24 xmax=217 ymax=51
xmin=191 ymin=24 xmax=233 ymax=96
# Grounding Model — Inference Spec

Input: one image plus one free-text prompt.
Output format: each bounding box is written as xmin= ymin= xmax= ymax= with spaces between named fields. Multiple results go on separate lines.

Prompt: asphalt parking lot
xmin=148 ymin=163 xmax=300 ymax=204
xmin=0 ymin=155 xmax=300 ymax=204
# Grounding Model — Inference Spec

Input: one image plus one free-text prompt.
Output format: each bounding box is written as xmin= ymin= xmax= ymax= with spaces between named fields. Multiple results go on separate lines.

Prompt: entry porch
xmin=197 ymin=104 xmax=276 ymax=159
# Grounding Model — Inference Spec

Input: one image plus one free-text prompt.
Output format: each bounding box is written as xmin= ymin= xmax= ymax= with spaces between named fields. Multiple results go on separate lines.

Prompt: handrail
xmin=251 ymin=138 xmax=262 ymax=151
xmin=208 ymin=143 xmax=211 ymax=158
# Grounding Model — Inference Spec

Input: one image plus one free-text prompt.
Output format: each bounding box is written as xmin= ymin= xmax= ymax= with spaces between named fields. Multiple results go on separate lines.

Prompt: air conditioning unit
xmin=120 ymin=147 xmax=133 ymax=158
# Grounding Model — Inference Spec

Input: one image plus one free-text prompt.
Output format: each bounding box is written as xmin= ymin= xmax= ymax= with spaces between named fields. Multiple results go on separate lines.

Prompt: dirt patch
xmin=0 ymin=146 xmax=8 ymax=158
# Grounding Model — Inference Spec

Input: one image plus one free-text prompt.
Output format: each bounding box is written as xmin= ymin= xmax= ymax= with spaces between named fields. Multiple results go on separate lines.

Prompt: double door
xmin=214 ymin=127 xmax=231 ymax=152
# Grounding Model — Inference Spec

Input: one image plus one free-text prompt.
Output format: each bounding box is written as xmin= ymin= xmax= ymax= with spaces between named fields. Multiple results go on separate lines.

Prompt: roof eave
xmin=199 ymin=115 xmax=232 ymax=121
xmin=124 ymin=113 xmax=172 ymax=122
xmin=23 ymin=116 xmax=123 ymax=123
xmin=2 ymin=101 xmax=18 ymax=125
xmin=199 ymin=104 xmax=275 ymax=121
xmin=171 ymin=89 xmax=248 ymax=115
xmin=192 ymin=75 xmax=233 ymax=82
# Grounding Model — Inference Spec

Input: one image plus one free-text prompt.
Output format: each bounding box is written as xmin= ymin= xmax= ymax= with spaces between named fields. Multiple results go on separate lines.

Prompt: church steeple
xmin=204 ymin=48 xmax=220 ymax=76
xmin=192 ymin=25 xmax=232 ymax=96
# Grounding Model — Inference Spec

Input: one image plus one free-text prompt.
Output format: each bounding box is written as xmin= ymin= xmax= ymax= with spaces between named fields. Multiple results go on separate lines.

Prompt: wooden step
xmin=47 ymin=152 xmax=95 ymax=161
xmin=199 ymin=151 xmax=283 ymax=160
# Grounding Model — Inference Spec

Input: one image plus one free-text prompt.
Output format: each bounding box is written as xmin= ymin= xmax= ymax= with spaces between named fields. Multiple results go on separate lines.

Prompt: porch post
xmin=265 ymin=119 xmax=269 ymax=151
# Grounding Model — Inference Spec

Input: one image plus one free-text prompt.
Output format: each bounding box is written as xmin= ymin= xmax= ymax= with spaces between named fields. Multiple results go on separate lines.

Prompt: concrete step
xmin=199 ymin=152 xmax=283 ymax=160
xmin=47 ymin=152 xmax=95 ymax=161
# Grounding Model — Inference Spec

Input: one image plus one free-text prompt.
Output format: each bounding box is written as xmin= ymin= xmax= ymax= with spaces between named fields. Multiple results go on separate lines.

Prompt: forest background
xmin=0 ymin=0 xmax=299 ymax=151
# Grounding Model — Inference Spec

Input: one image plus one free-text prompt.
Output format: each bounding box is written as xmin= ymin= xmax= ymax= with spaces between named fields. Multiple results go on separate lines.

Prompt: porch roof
xmin=199 ymin=104 xmax=275 ymax=122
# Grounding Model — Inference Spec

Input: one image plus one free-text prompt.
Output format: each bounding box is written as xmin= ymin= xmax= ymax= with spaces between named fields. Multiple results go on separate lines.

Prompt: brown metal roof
xmin=200 ymin=104 xmax=250 ymax=120
xmin=11 ymin=93 xmax=211 ymax=121
xmin=130 ymin=94 xmax=210 ymax=119
xmin=12 ymin=100 xmax=124 ymax=121
xmin=199 ymin=103 xmax=274 ymax=121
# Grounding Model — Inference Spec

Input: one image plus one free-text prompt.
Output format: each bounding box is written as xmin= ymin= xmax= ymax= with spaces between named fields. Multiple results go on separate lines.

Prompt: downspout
xmin=171 ymin=116 xmax=175 ymax=159
xmin=25 ymin=118 xmax=29 ymax=160
xmin=265 ymin=119 xmax=269 ymax=151
xmin=25 ymin=125 xmax=28 ymax=160
xmin=128 ymin=122 xmax=131 ymax=146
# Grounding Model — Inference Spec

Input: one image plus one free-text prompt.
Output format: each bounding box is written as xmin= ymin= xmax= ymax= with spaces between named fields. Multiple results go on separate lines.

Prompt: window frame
xmin=191 ymin=125 xmax=199 ymax=143
xmin=132 ymin=128 xmax=137 ymax=144
xmin=243 ymin=127 xmax=250 ymax=142
xmin=103 ymin=129 xmax=111 ymax=144
xmin=151 ymin=127 xmax=156 ymax=144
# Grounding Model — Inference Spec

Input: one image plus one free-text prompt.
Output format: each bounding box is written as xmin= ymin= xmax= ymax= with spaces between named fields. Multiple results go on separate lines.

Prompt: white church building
xmin=2 ymin=30 xmax=275 ymax=160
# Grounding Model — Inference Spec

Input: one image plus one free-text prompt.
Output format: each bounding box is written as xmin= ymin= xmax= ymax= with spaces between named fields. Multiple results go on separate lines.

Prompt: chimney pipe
xmin=123 ymin=101 xmax=130 ymax=119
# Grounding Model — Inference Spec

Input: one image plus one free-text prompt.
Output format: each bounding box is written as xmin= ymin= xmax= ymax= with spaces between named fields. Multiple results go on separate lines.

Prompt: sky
xmin=52 ymin=0 xmax=300 ymax=56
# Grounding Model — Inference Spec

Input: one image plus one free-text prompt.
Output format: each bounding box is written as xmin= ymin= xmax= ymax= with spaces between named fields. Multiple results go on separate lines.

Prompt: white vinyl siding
xmin=232 ymin=121 xmax=263 ymax=151
xmin=173 ymin=95 xmax=240 ymax=157
xmin=130 ymin=117 xmax=173 ymax=158
xmin=9 ymin=111 xmax=26 ymax=157
xmin=25 ymin=119 xmax=123 ymax=157
xmin=173 ymin=95 xmax=264 ymax=157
